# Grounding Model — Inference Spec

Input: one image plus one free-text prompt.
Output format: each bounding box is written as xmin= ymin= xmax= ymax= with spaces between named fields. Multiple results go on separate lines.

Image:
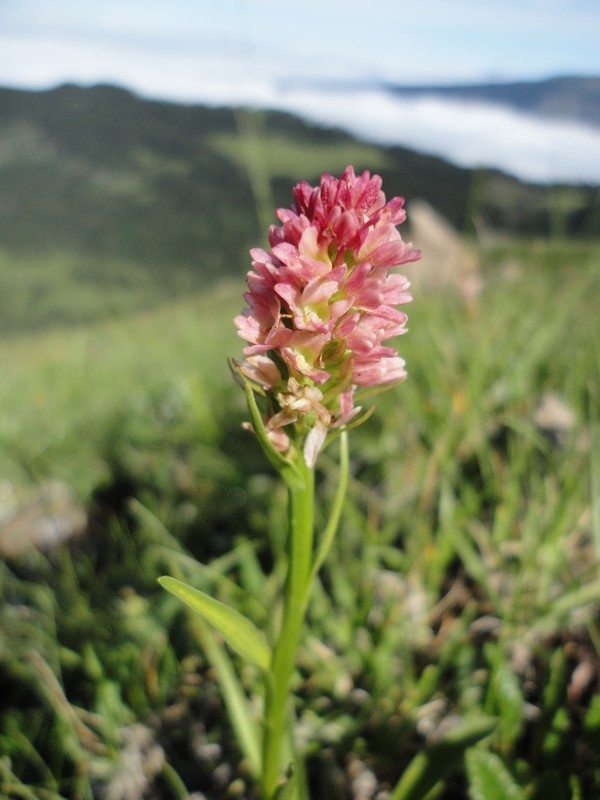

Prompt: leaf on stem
xmin=158 ymin=576 xmax=272 ymax=671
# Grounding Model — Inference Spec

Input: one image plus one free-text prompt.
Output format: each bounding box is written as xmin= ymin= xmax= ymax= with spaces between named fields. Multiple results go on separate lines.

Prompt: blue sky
xmin=2 ymin=0 xmax=599 ymax=97
xmin=1 ymin=1 xmax=600 ymax=183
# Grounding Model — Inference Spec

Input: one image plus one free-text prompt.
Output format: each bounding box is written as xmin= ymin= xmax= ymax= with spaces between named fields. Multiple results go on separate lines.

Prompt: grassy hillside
xmin=1 ymin=83 xmax=599 ymax=333
xmin=1 ymin=236 xmax=599 ymax=798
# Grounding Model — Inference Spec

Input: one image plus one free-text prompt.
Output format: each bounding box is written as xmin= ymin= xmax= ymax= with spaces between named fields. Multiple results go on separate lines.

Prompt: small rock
xmin=348 ymin=756 xmax=378 ymax=800
xmin=407 ymin=200 xmax=481 ymax=300
xmin=534 ymin=392 xmax=576 ymax=448
xmin=0 ymin=480 xmax=87 ymax=558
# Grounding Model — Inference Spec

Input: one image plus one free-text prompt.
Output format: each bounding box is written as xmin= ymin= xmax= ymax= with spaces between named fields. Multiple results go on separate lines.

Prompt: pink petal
xmin=368 ymin=240 xmax=414 ymax=267
xmin=275 ymin=281 xmax=300 ymax=312
xmin=353 ymin=356 xmax=407 ymax=387
xmin=242 ymin=355 xmax=282 ymax=389
xmin=301 ymin=277 xmax=340 ymax=307
xmin=343 ymin=260 xmax=373 ymax=294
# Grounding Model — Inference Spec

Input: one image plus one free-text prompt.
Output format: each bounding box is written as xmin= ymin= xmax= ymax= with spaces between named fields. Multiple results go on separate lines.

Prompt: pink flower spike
xmin=235 ymin=165 xmax=420 ymax=466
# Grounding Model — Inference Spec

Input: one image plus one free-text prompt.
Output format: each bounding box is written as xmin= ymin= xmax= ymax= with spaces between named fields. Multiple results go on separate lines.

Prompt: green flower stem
xmin=310 ymin=431 xmax=349 ymax=582
xmin=262 ymin=455 xmax=315 ymax=799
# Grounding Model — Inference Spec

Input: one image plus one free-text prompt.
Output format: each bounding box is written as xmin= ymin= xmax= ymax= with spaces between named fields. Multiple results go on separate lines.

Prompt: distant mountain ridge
xmin=0 ymin=83 xmax=597 ymax=289
xmin=384 ymin=76 xmax=600 ymax=128
xmin=280 ymin=75 xmax=600 ymax=129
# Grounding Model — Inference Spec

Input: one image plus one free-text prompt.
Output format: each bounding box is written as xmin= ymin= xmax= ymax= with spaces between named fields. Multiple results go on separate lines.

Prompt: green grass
xmin=0 ymin=238 xmax=599 ymax=799
xmin=0 ymin=248 xmax=233 ymax=334
xmin=0 ymin=280 xmax=243 ymax=495
xmin=210 ymin=126 xmax=392 ymax=182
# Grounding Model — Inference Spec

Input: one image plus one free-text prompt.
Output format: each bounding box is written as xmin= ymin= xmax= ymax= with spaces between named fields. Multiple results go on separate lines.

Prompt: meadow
xmin=0 ymin=229 xmax=599 ymax=798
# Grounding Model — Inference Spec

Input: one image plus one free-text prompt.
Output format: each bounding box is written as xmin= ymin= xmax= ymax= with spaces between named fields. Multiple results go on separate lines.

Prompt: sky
xmin=1 ymin=0 xmax=600 ymax=183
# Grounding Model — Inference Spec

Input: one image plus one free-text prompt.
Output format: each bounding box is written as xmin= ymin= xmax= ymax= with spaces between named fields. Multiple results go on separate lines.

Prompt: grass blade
xmin=390 ymin=717 xmax=497 ymax=800
xmin=466 ymin=749 xmax=526 ymax=800
xmin=193 ymin=617 xmax=262 ymax=778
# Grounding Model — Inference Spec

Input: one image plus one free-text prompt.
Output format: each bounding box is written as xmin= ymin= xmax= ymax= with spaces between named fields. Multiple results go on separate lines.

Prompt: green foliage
xmin=466 ymin=749 xmax=526 ymax=800
xmin=210 ymin=127 xmax=392 ymax=183
xmin=158 ymin=577 xmax=271 ymax=670
xmin=390 ymin=717 xmax=497 ymax=800
xmin=0 ymin=231 xmax=599 ymax=798
xmin=1 ymin=84 xmax=599 ymax=335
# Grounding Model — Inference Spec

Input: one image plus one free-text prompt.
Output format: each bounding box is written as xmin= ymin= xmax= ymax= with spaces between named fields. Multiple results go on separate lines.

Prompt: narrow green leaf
xmin=466 ymin=749 xmax=526 ymax=800
xmin=158 ymin=576 xmax=271 ymax=671
xmin=590 ymin=423 xmax=600 ymax=565
xmin=531 ymin=579 xmax=600 ymax=632
xmin=244 ymin=381 xmax=290 ymax=472
xmin=543 ymin=647 xmax=568 ymax=714
xmin=151 ymin=543 xmax=268 ymax=623
xmin=440 ymin=481 xmax=501 ymax=610
xmin=194 ymin=617 xmax=262 ymax=778
xmin=390 ymin=717 xmax=497 ymax=800
xmin=491 ymin=659 xmax=525 ymax=744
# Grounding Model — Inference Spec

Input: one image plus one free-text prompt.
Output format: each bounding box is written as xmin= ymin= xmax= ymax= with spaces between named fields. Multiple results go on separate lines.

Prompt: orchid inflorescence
xmin=235 ymin=165 xmax=421 ymax=466
xmin=157 ymin=168 xmax=487 ymax=800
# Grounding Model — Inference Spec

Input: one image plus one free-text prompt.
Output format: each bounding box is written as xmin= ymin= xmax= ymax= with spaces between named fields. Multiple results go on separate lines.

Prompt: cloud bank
xmin=264 ymin=87 xmax=600 ymax=185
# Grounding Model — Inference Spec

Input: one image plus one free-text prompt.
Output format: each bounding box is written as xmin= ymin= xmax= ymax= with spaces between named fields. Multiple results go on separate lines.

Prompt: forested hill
xmin=0 ymin=83 xmax=598 ymax=280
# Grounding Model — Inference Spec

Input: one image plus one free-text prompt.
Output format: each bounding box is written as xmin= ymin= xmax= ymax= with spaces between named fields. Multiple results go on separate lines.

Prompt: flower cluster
xmin=235 ymin=166 xmax=420 ymax=466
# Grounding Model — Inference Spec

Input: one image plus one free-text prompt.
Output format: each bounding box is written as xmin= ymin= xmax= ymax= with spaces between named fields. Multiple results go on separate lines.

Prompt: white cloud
xmin=267 ymin=88 xmax=600 ymax=184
